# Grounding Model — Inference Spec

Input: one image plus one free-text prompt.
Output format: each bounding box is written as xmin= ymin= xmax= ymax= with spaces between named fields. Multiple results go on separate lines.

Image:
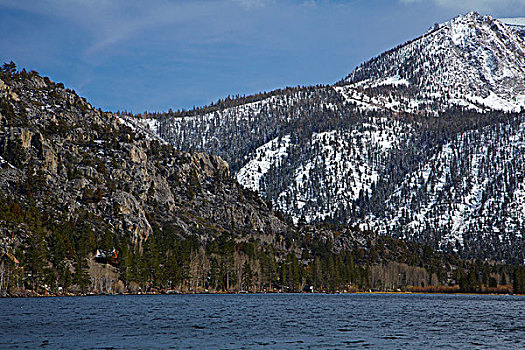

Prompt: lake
xmin=1 ymin=293 xmax=524 ymax=349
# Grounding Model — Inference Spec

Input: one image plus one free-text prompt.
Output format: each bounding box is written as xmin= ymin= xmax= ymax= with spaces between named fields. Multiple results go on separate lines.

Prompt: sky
xmin=1 ymin=0 xmax=524 ymax=113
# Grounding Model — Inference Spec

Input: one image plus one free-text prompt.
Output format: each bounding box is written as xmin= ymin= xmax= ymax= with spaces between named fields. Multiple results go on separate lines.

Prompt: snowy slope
xmin=368 ymin=115 xmax=525 ymax=259
xmin=155 ymin=87 xmax=343 ymax=172
xmin=117 ymin=114 xmax=166 ymax=144
xmin=236 ymin=135 xmax=291 ymax=192
xmin=275 ymin=128 xmax=382 ymax=223
xmin=263 ymin=117 xmax=412 ymax=224
xmin=340 ymin=12 xmax=525 ymax=113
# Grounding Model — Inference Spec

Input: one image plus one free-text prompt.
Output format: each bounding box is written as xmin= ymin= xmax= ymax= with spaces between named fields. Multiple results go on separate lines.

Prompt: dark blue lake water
xmin=1 ymin=293 xmax=524 ymax=349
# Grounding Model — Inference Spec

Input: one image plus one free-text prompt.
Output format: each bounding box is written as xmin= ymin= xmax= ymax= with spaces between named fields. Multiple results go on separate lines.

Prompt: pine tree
xmin=73 ymin=256 xmax=90 ymax=294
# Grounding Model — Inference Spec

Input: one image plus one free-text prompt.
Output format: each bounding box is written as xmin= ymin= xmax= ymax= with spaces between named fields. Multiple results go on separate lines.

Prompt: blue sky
xmin=1 ymin=0 xmax=524 ymax=113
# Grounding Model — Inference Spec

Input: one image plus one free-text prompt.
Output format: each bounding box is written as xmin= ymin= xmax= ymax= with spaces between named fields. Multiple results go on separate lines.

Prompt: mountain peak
xmin=339 ymin=13 xmax=525 ymax=113
xmin=446 ymin=12 xmax=507 ymax=46
xmin=455 ymin=10 xmax=483 ymax=20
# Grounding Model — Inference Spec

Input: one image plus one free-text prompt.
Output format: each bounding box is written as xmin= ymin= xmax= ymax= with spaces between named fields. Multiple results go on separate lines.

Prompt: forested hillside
xmin=2 ymin=63 xmax=524 ymax=296
xmin=2 ymin=63 xmax=513 ymax=297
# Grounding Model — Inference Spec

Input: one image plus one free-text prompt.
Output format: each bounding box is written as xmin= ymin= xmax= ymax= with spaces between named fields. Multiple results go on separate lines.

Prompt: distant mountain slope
xmin=369 ymin=114 xmax=525 ymax=262
xmin=155 ymin=86 xmax=343 ymax=172
xmin=145 ymin=13 xmax=525 ymax=262
xmin=500 ymin=17 xmax=525 ymax=39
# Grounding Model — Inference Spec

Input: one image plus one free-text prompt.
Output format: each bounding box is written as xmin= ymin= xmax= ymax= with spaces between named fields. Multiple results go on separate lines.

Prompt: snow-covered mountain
xmin=145 ymin=13 xmax=525 ymax=262
xmin=338 ymin=12 xmax=525 ymax=113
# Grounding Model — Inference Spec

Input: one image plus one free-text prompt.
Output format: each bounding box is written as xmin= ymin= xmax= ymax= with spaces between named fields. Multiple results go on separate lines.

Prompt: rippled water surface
xmin=2 ymin=293 xmax=525 ymax=349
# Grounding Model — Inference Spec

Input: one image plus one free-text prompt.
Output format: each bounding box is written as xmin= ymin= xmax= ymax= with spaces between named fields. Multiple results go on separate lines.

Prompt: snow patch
xmin=237 ymin=135 xmax=291 ymax=192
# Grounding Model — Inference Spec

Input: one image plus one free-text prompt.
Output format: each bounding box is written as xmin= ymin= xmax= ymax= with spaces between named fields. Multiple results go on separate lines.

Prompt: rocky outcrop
xmin=129 ymin=144 xmax=147 ymax=164
xmin=19 ymin=129 xmax=32 ymax=149
xmin=192 ymin=152 xmax=230 ymax=178
xmin=112 ymin=191 xmax=152 ymax=245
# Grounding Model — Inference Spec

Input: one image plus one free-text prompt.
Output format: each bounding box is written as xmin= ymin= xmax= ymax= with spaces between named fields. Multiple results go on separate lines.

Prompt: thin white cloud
xmin=232 ymin=0 xmax=269 ymax=9
xmin=0 ymin=0 xmax=253 ymax=56
xmin=399 ymin=0 xmax=525 ymax=13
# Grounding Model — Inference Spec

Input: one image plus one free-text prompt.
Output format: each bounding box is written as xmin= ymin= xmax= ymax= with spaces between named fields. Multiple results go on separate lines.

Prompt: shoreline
xmin=1 ymin=290 xmax=520 ymax=298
